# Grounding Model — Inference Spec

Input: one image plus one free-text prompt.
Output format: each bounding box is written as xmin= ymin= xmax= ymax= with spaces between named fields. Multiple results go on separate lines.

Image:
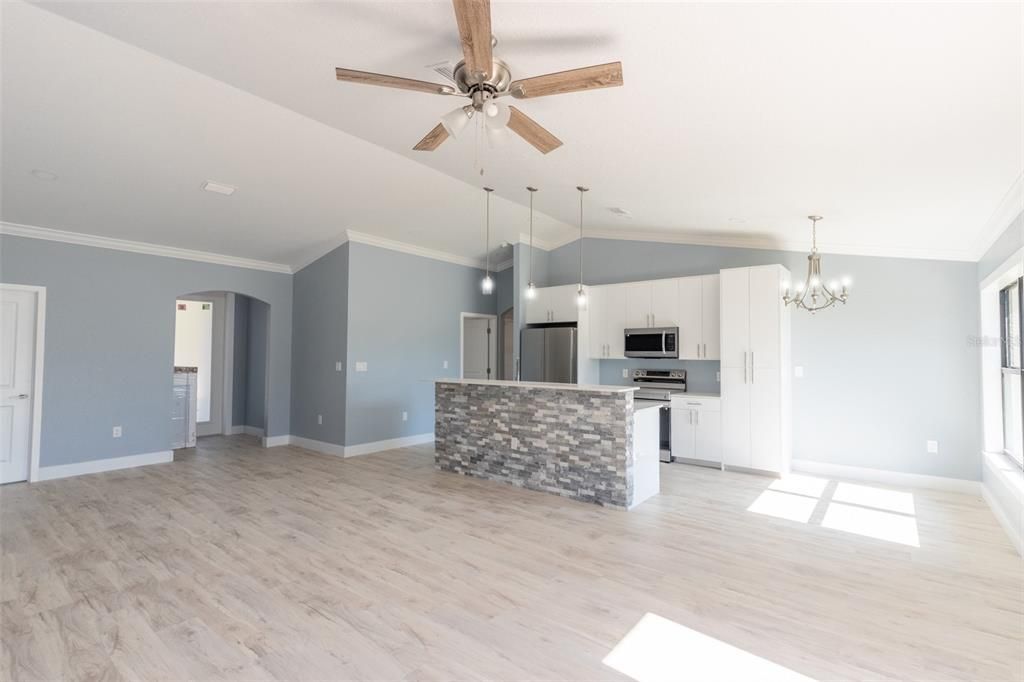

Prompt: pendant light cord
xmin=527 ymin=187 xmax=536 ymax=283
xmin=484 ymin=188 xmax=492 ymax=278
xmin=577 ymin=186 xmax=588 ymax=288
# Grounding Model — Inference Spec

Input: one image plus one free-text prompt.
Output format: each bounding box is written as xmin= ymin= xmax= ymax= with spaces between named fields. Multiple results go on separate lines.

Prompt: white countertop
xmin=633 ymin=401 xmax=664 ymax=412
xmin=436 ymin=378 xmax=636 ymax=394
xmin=674 ymin=392 xmax=721 ymax=399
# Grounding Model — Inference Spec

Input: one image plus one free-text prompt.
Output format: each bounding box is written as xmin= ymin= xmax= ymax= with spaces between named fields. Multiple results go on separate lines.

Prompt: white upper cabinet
xmin=677 ymin=277 xmax=702 ymax=360
xmin=625 ymin=282 xmax=652 ymax=328
xmin=649 ymin=279 xmax=678 ymax=328
xmin=526 ymin=284 xmax=579 ymax=324
xmin=748 ymin=266 xmax=781 ymax=368
xmin=720 ymin=268 xmax=751 ymax=368
xmin=700 ymin=275 xmax=721 ymax=360
xmin=587 ymin=284 xmax=627 ymax=358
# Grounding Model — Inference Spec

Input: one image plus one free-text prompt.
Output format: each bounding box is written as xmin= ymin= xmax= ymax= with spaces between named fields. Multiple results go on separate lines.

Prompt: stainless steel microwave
xmin=624 ymin=327 xmax=679 ymax=359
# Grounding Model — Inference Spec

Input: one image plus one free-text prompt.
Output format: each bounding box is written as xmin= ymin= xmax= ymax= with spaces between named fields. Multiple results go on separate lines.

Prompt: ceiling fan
xmin=334 ymin=0 xmax=623 ymax=154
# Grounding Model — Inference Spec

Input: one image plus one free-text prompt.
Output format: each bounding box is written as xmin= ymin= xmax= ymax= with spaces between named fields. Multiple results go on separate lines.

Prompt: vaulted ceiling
xmin=3 ymin=1 xmax=1021 ymax=268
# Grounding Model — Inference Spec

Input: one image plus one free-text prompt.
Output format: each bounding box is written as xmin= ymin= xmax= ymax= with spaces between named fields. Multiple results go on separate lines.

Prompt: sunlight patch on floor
xmin=603 ymin=612 xmax=816 ymax=682
xmin=747 ymin=475 xmax=920 ymax=547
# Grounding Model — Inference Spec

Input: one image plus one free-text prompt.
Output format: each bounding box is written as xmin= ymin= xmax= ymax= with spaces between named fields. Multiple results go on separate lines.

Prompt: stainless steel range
xmin=631 ymin=369 xmax=687 ymax=463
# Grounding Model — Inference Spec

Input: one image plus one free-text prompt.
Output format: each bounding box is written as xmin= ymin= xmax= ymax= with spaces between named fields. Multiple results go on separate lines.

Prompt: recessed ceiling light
xmin=202 ymin=181 xmax=236 ymax=196
xmin=31 ymin=169 xmax=58 ymax=181
xmin=609 ymin=207 xmax=632 ymax=218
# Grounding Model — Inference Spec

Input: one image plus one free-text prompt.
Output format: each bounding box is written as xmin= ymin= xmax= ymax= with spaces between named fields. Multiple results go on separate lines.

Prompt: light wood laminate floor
xmin=1 ymin=435 xmax=1021 ymax=681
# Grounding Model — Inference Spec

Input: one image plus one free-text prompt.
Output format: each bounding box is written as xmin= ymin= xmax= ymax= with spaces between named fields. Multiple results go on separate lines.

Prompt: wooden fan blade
xmin=413 ymin=123 xmax=449 ymax=151
xmin=452 ymin=0 xmax=493 ymax=81
xmin=510 ymin=62 xmax=623 ymax=99
xmin=335 ymin=68 xmax=453 ymax=95
xmin=507 ymin=107 xmax=562 ymax=154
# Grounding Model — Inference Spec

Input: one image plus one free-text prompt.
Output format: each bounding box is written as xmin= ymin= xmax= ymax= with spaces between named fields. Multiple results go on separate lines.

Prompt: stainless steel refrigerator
xmin=520 ymin=323 xmax=577 ymax=383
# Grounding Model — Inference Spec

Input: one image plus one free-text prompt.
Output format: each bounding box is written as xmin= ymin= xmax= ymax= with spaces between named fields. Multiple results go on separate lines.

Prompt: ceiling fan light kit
xmin=335 ymin=0 xmax=623 ymax=154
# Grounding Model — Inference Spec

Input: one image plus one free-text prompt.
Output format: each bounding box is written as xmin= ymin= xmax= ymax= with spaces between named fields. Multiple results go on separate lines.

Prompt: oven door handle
xmin=661 ymin=331 xmax=666 ymax=355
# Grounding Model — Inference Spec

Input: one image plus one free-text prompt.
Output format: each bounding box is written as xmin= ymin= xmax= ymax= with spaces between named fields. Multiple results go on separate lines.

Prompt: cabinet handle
xmin=696 ymin=411 xmax=700 ymax=425
xmin=743 ymin=352 xmax=747 ymax=383
xmin=751 ymin=351 xmax=754 ymax=383
xmin=703 ymin=343 xmax=706 ymax=357
xmin=689 ymin=410 xmax=693 ymax=425
xmin=696 ymin=343 xmax=700 ymax=358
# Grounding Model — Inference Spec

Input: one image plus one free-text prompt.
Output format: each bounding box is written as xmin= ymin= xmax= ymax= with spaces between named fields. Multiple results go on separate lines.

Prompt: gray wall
xmin=232 ymin=294 xmax=249 ymax=427
xmin=290 ymin=243 xmax=349 ymax=446
xmin=977 ymin=211 xmax=1023 ymax=283
xmin=246 ymin=299 xmax=268 ymax=430
xmin=345 ymin=241 xmax=493 ymax=446
xmin=543 ymin=237 xmax=981 ymax=480
xmin=0 ymin=234 xmax=293 ymax=467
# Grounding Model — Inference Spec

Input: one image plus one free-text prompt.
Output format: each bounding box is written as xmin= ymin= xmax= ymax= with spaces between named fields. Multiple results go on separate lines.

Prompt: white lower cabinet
xmin=670 ymin=396 xmax=722 ymax=465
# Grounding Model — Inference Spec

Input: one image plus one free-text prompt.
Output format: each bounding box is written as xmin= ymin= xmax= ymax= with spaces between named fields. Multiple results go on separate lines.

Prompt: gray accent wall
xmin=0 ymin=234 xmax=293 ymax=467
xmin=231 ymin=294 xmax=249 ymax=427
xmin=344 ymin=241 xmax=493 ymax=446
xmin=977 ymin=210 xmax=1023 ymax=283
xmin=246 ymin=299 xmax=269 ymax=430
xmin=290 ymin=243 xmax=349 ymax=446
xmin=543 ymin=237 xmax=981 ymax=480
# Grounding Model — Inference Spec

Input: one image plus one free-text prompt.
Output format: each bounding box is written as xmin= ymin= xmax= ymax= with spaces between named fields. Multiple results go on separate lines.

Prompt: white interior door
xmin=462 ymin=316 xmax=495 ymax=380
xmin=0 ymin=289 xmax=38 ymax=484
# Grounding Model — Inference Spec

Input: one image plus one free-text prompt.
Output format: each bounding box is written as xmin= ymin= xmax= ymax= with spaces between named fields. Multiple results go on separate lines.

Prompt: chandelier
xmin=782 ymin=216 xmax=851 ymax=313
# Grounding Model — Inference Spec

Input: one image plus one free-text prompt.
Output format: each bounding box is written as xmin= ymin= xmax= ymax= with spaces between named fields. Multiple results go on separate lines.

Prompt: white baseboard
xmin=344 ymin=433 xmax=435 ymax=457
xmin=273 ymin=432 xmax=434 ymax=458
xmin=289 ymin=435 xmax=346 ymax=457
xmin=791 ymin=459 xmax=981 ymax=495
xmin=262 ymin=434 xmax=289 ymax=448
xmin=982 ymin=484 xmax=1023 ymax=557
xmin=36 ymin=450 xmax=174 ymax=482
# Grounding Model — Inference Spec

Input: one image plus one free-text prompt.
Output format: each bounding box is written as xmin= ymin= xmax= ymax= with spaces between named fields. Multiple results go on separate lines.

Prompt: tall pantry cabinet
xmin=719 ymin=265 xmax=792 ymax=474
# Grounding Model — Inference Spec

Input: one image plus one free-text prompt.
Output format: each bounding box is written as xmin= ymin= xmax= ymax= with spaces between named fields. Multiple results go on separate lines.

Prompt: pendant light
xmin=575 ymin=186 xmax=589 ymax=307
xmin=525 ymin=186 xmax=538 ymax=300
xmin=481 ymin=187 xmax=494 ymax=295
xmin=782 ymin=216 xmax=851 ymax=313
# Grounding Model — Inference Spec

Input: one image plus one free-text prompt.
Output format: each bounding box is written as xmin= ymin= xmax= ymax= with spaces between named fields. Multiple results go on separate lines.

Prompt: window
xmin=1000 ymin=278 xmax=1023 ymax=467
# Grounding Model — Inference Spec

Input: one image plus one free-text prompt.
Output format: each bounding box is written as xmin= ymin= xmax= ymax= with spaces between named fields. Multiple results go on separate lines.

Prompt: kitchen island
xmin=434 ymin=379 xmax=660 ymax=509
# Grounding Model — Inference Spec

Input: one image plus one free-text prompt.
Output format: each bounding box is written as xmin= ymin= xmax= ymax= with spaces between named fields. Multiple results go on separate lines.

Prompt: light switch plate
xmin=402 ymin=411 xmax=408 ymax=422
xmin=112 ymin=426 xmax=122 ymax=438
xmin=355 ymin=361 xmax=368 ymax=372
xmin=927 ymin=440 xmax=939 ymax=454
xmin=622 ymin=369 xmax=628 ymax=378
xmin=317 ymin=414 xmax=323 ymax=425
xmin=795 ymin=366 xmax=804 ymax=378
xmin=335 ymin=361 xmax=342 ymax=372
xmin=443 ymin=360 xmax=449 ymax=369
xmin=716 ymin=371 xmax=720 ymax=382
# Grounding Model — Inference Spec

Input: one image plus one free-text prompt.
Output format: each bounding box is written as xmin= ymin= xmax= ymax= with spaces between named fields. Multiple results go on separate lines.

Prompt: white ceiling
xmin=3 ymin=1 xmax=1021 ymax=268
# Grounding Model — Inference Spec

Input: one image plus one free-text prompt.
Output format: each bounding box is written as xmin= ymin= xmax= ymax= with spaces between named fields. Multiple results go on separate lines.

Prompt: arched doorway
xmin=173 ymin=291 xmax=270 ymax=448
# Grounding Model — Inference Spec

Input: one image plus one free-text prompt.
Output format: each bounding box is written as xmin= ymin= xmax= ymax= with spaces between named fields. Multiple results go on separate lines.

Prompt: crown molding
xmin=972 ymin=173 xmax=1024 ymax=261
xmin=515 ymin=232 xmax=560 ymax=252
xmin=539 ymin=227 xmax=975 ymax=262
xmin=346 ymin=230 xmax=490 ymax=271
xmin=0 ymin=221 xmax=293 ymax=273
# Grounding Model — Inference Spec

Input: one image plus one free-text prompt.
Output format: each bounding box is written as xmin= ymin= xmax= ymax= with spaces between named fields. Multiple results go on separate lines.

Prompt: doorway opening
xmin=499 ymin=307 xmax=515 ymax=380
xmin=460 ymin=313 xmax=497 ymax=380
xmin=173 ymin=292 xmax=269 ymax=448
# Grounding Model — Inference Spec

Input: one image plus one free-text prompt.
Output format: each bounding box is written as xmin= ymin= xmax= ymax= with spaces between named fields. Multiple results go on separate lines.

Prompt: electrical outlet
xmin=443 ymin=360 xmax=449 ymax=369
xmin=927 ymin=440 xmax=939 ymax=454
xmin=112 ymin=426 xmax=122 ymax=438
xmin=335 ymin=361 xmax=342 ymax=372
xmin=355 ymin=361 xmax=368 ymax=372
xmin=794 ymin=366 xmax=804 ymax=378
xmin=622 ymin=368 xmax=629 ymax=378
xmin=716 ymin=371 xmax=721 ymax=382
xmin=317 ymin=414 xmax=323 ymax=425
xmin=402 ymin=411 xmax=408 ymax=422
